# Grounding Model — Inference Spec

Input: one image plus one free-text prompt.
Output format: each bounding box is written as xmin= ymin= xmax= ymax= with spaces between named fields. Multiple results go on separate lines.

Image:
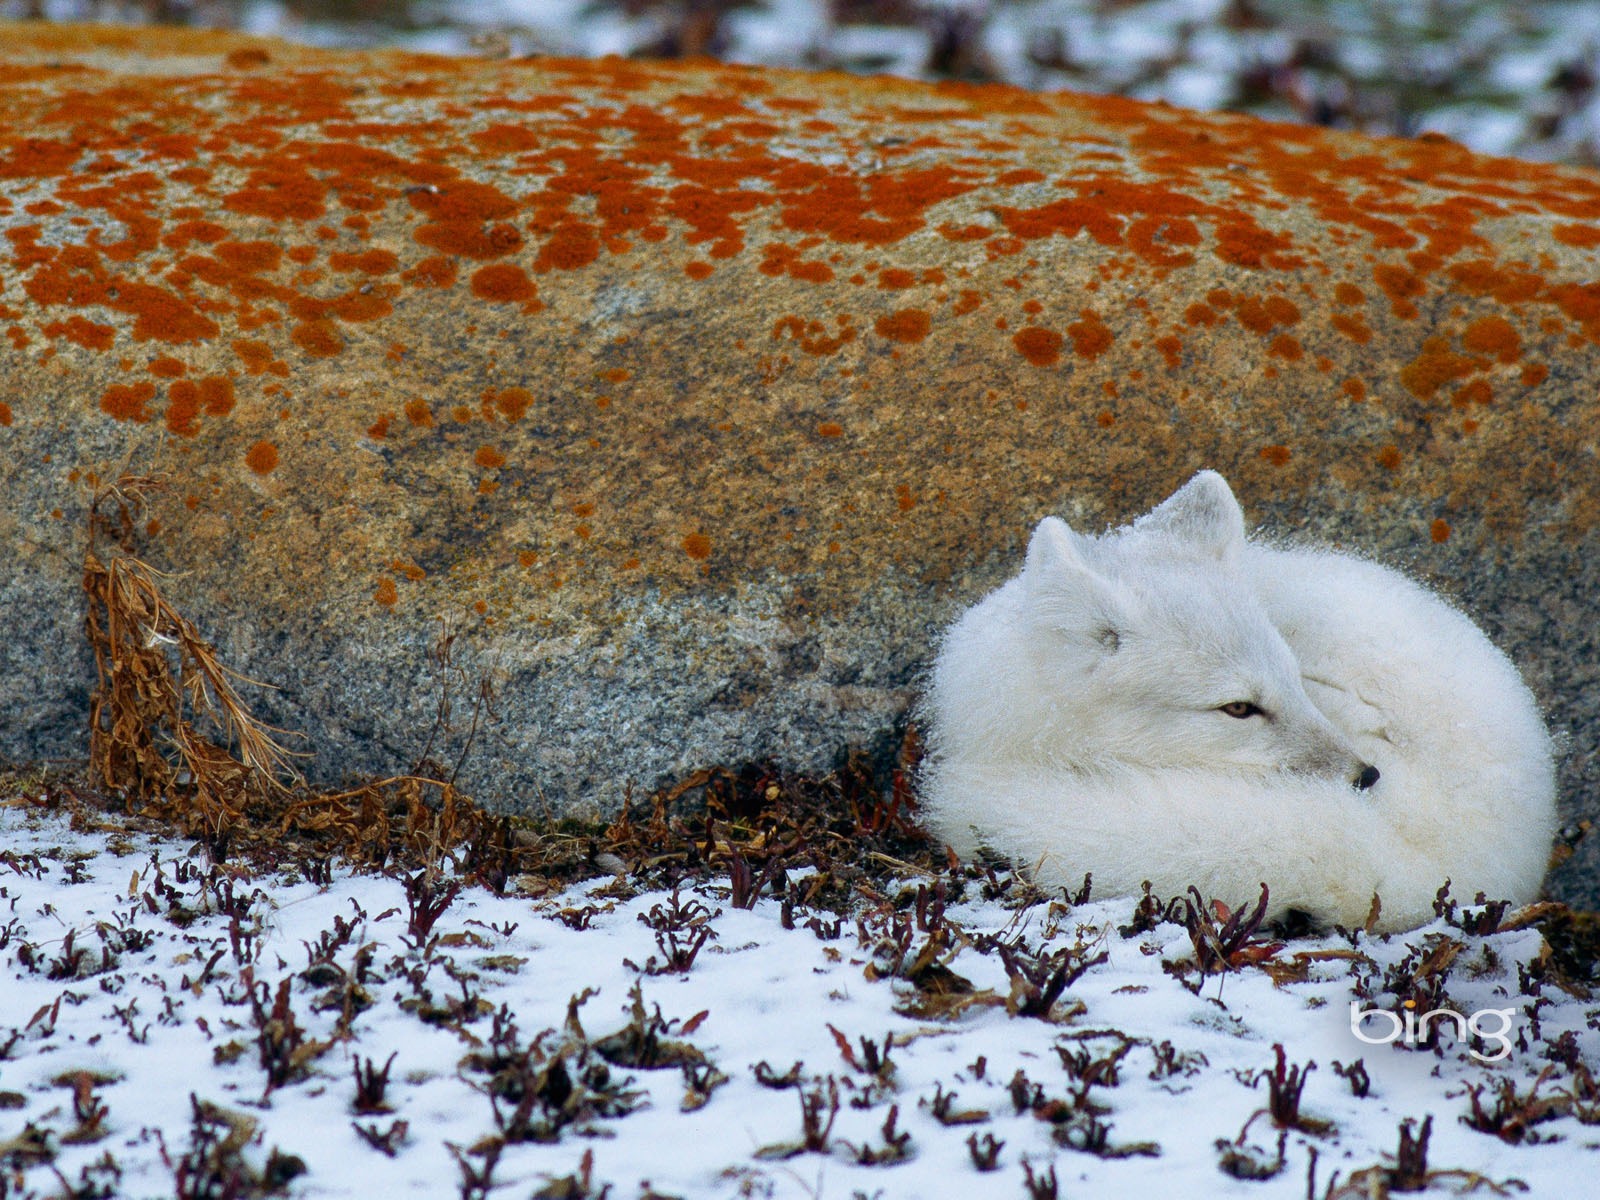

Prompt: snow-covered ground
xmin=2 ymin=795 xmax=1595 ymax=1198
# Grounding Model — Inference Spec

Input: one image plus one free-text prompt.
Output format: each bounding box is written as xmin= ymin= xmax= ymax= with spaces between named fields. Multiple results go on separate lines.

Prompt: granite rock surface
xmin=1 ymin=24 xmax=1596 ymax=901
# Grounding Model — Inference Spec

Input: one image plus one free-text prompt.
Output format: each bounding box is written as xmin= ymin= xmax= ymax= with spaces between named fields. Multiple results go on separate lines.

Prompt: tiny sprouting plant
xmin=353 ymin=1053 xmax=397 ymax=1115
xmin=966 ymin=1131 xmax=1003 ymax=1171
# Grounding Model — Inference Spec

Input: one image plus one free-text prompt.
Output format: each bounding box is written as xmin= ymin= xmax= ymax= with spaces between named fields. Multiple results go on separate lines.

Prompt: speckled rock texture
xmin=1 ymin=24 xmax=1596 ymax=901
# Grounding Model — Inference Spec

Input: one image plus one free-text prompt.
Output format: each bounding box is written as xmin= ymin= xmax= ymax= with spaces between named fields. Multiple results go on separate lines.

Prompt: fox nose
xmin=1355 ymin=764 xmax=1381 ymax=791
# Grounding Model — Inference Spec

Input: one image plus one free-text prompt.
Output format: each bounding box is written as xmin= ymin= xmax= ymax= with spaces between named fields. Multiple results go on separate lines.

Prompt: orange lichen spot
xmin=683 ymin=533 xmax=712 ymax=560
xmin=329 ymin=247 xmax=400 ymax=274
xmin=489 ymin=386 xmax=531 ymax=421
xmin=473 ymin=599 xmax=489 ymax=615
xmin=410 ymin=179 xmax=523 ymax=259
xmin=1268 ymin=333 xmax=1303 ymax=361
xmin=292 ymin=320 xmax=343 ymax=358
xmin=517 ymin=550 xmax=538 ymax=568
xmin=878 ymin=268 xmax=917 ymax=290
xmin=1331 ymin=313 xmax=1373 ymax=344
xmin=1012 ymin=326 xmax=1062 ymax=367
xmin=773 ymin=314 xmax=856 ymax=355
xmin=1096 ymin=410 xmax=1115 ymax=428
xmin=368 ymin=414 xmax=392 ymax=439
xmin=374 ymin=576 xmax=398 ymax=609
xmin=44 ymin=315 xmax=116 ymax=351
xmin=1260 ymin=445 xmax=1292 ymax=467
xmin=1066 ymin=310 xmax=1113 ymax=359
xmin=1453 ymin=379 xmax=1493 ymax=408
xmin=895 ymin=484 xmax=915 ymax=513
xmin=470 ymin=262 xmax=537 ymax=303
xmin=574 ymin=524 xmax=592 ymax=540
xmin=403 ymin=255 xmax=458 ymax=288
xmin=874 ymin=308 xmax=931 ymax=343
xmin=599 ymin=368 xmax=631 ymax=384
xmin=1461 ymin=315 xmax=1521 ymax=363
xmin=817 ymin=421 xmax=844 ymax=438
xmin=684 ymin=260 xmax=713 ymax=280
xmin=1376 ymin=445 xmax=1402 ymax=471
xmin=1154 ymin=334 xmax=1182 ymax=369
xmin=245 ymin=440 xmax=279 ymax=474
xmin=1521 ymin=362 xmax=1549 ymax=388
xmin=953 ymin=289 xmax=982 ymax=315
xmin=452 ymin=405 xmax=474 ymax=424
xmin=1183 ymin=302 xmax=1219 ymax=328
xmin=1430 ymin=518 xmax=1451 ymax=544
xmin=1233 ymin=294 xmax=1300 ymax=334
xmin=535 ymin=222 xmax=601 ymax=272
xmin=165 ymin=380 xmax=200 ymax=436
xmin=1334 ymin=282 xmax=1366 ymax=307
xmin=401 ymin=397 xmax=433 ymax=427
xmin=760 ymin=243 xmax=834 ymax=283
xmin=474 ymin=446 xmax=506 ymax=469
xmin=100 ymin=381 xmax=156 ymax=423
xmin=1553 ymin=223 xmax=1600 ymax=249
xmin=1372 ymin=264 xmax=1424 ymax=319
xmin=0 ymin=402 xmax=11 ymax=427
xmin=1127 ymin=215 xmax=1200 ymax=268
xmin=1399 ymin=336 xmax=1481 ymax=400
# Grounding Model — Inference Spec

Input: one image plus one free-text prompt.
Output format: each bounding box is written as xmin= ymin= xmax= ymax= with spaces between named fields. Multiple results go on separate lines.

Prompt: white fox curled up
xmin=920 ymin=470 xmax=1556 ymax=932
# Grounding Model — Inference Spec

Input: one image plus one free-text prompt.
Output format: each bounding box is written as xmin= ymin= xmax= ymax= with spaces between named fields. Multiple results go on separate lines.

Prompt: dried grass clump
xmin=83 ymin=477 xmax=299 ymax=839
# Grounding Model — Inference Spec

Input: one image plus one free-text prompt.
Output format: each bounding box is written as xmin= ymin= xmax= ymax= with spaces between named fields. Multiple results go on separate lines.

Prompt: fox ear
xmin=1136 ymin=469 xmax=1246 ymax=559
xmin=1023 ymin=517 xmax=1128 ymax=649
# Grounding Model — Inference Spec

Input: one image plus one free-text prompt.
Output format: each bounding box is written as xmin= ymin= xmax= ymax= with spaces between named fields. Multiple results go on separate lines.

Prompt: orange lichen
xmin=292 ymin=319 xmax=343 ymax=357
xmin=683 ymin=532 xmax=711 ymax=560
xmin=1553 ymin=223 xmax=1600 ymax=248
xmin=1400 ymin=336 xmax=1482 ymax=400
xmin=489 ymin=386 xmax=532 ymax=421
xmin=1431 ymin=518 xmax=1451 ymax=543
xmin=470 ymin=263 xmax=537 ymax=303
xmin=1267 ymin=333 xmax=1302 ymax=360
xmin=1373 ymin=264 xmax=1424 ymax=319
xmin=245 ymin=440 xmax=279 ymax=474
xmin=1066 ymin=310 xmax=1112 ymax=359
xmin=873 ymin=308 xmax=930 ymax=343
xmin=1376 ymin=445 xmax=1402 ymax=470
xmin=817 ymin=422 xmax=844 ymax=437
xmin=45 ymin=315 xmax=115 ymax=350
xmin=1012 ymin=327 xmax=1062 ymax=367
xmin=1260 ymin=444 xmax=1291 ymax=466
xmin=1331 ymin=312 xmax=1373 ymax=344
xmin=402 ymin=255 xmax=458 ymax=288
xmin=1461 ymin=315 xmax=1521 ymax=363
xmin=374 ymin=575 xmax=398 ymax=608
xmin=474 ymin=446 xmax=506 ymax=469
xmin=0 ymin=401 xmax=11 ymax=426
xmin=100 ymin=381 xmax=156 ymax=422
xmin=404 ymin=399 xmax=434 ymax=427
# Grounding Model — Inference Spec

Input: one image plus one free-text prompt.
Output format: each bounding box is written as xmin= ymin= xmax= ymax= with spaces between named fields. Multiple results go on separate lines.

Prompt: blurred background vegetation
xmin=3 ymin=1 xmax=1597 ymax=165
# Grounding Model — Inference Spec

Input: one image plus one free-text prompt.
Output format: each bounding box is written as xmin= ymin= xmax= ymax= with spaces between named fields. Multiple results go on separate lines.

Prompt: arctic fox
xmin=920 ymin=471 xmax=1556 ymax=931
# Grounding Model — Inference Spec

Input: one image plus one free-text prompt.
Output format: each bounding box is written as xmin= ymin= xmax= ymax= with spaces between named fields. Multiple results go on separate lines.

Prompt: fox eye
xmin=1218 ymin=700 xmax=1263 ymax=719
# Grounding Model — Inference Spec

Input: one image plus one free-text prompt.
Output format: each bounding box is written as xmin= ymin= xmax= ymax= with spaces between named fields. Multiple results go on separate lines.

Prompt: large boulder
xmin=2 ymin=24 xmax=1597 ymax=902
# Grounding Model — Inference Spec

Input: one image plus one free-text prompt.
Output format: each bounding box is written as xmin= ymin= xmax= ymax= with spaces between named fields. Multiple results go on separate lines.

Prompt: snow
xmin=2 ymin=798 xmax=1596 ymax=1198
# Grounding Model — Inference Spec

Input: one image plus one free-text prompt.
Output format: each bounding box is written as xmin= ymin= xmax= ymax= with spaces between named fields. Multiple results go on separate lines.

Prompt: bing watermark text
xmin=1350 ymin=999 xmax=1516 ymax=1062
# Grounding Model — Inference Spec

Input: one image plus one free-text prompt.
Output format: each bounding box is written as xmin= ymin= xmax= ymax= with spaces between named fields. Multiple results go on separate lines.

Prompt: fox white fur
xmin=921 ymin=470 xmax=1556 ymax=931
